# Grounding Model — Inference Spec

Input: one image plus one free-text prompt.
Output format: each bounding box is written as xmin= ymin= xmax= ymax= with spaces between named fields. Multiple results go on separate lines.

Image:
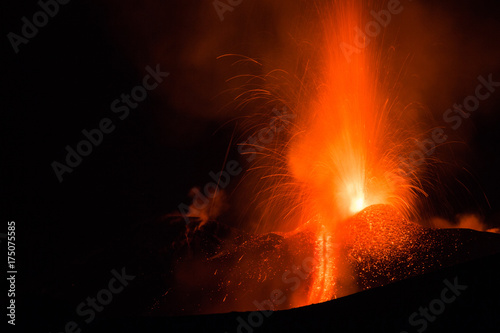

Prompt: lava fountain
xmin=271 ymin=1 xmax=423 ymax=305
xmin=152 ymin=0 xmax=500 ymax=316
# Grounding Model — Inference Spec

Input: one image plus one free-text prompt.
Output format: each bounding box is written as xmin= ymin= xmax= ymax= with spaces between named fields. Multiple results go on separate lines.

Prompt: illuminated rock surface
xmin=147 ymin=205 xmax=500 ymax=315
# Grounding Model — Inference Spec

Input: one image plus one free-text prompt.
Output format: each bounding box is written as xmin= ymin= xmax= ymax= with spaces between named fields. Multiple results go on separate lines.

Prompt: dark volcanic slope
xmin=80 ymin=207 xmax=500 ymax=332
xmin=343 ymin=204 xmax=500 ymax=290
xmin=144 ymin=205 xmax=500 ymax=315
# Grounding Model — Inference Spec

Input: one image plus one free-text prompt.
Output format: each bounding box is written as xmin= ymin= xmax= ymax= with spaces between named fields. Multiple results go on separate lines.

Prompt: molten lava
xmin=284 ymin=1 xmax=420 ymax=305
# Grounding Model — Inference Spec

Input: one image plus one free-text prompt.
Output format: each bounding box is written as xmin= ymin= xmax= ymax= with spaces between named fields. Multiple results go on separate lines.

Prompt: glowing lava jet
xmin=285 ymin=1 xmax=421 ymax=305
xmin=154 ymin=1 xmax=500 ymax=316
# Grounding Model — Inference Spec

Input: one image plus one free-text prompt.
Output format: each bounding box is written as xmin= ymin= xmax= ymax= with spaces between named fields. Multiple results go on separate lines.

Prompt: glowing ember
xmin=307 ymin=204 xmax=423 ymax=304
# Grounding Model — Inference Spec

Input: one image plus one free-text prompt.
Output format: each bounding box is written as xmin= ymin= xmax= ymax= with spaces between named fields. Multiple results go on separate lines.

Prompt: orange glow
xmin=218 ymin=1 xmax=427 ymax=311
xmin=285 ymin=1 xmax=420 ymax=304
xmin=308 ymin=225 xmax=337 ymax=303
xmin=289 ymin=2 xmax=390 ymax=225
xmin=349 ymin=189 xmax=366 ymax=214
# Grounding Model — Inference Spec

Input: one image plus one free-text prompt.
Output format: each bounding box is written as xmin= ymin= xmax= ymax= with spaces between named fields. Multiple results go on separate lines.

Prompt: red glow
xmin=284 ymin=1 xmax=421 ymax=304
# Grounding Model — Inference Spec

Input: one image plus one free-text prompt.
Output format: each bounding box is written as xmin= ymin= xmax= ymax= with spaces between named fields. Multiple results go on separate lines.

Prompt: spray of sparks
xmin=223 ymin=0 xmax=430 ymax=307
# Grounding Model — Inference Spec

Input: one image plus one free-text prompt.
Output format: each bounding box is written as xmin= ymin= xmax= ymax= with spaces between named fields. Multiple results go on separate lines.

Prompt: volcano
xmin=138 ymin=204 xmax=500 ymax=317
